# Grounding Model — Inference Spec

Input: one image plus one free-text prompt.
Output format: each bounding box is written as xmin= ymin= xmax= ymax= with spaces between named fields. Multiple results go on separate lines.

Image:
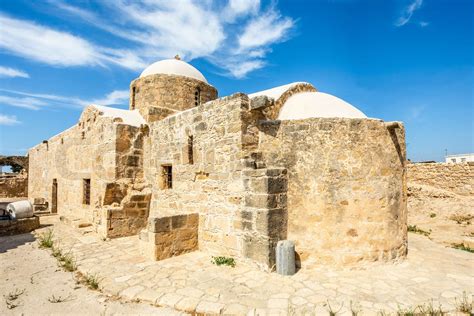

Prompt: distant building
xmin=445 ymin=153 xmax=474 ymax=163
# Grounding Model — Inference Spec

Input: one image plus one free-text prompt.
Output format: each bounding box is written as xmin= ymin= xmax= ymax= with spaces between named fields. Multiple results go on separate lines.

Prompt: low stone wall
xmin=0 ymin=174 xmax=28 ymax=198
xmin=407 ymin=162 xmax=473 ymax=196
xmin=0 ymin=216 xmax=39 ymax=236
xmin=139 ymin=213 xmax=198 ymax=260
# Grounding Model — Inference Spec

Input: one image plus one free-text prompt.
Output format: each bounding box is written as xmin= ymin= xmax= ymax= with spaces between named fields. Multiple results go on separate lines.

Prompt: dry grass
xmin=449 ymin=214 xmax=473 ymax=225
xmin=454 ymin=291 xmax=473 ymax=314
xmin=38 ymin=230 xmax=54 ymax=248
xmin=407 ymin=225 xmax=431 ymax=236
xmin=4 ymin=288 xmax=25 ymax=309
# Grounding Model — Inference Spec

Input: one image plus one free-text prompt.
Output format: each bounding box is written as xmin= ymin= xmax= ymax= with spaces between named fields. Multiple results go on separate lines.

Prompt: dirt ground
xmin=0 ymin=232 xmax=185 ymax=315
xmin=0 ymin=184 xmax=472 ymax=315
xmin=407 ymin=183 xmax=474 ymax=248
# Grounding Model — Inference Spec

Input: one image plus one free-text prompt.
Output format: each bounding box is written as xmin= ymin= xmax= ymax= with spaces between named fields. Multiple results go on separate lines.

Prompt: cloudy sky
xmin=0 ymin=0 xmax=472 ymax=161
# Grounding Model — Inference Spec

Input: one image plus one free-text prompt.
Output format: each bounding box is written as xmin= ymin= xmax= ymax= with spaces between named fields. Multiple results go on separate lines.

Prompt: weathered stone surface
xmin=0 ymin=216 xmax=39 ymax=236
xmin=28 ymin=70 xmax=408 ymax=269
xmin=258 ymin=118 xmax=408 ymax=267
xmin=0 ymin=172 xmax=28 ymax=198
xmin=408 ymin=162 xmax=473 ymax=196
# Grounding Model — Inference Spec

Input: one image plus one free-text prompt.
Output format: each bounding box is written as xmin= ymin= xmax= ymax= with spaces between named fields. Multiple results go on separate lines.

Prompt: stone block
xmin=245 ymin=193 xmax=286 ymax=209
xmin=148 ymin=217 xmax=171 ymax=233
xmin=187 ymin=213 xmax=199 ymax=228
xmin=255 ymin=208 xmax=287 ymax=239
xmin=171 ymin=214 xmax=187 ymax=229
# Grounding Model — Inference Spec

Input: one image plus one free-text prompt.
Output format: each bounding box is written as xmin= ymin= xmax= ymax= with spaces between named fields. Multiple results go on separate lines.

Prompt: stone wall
xmin=28 ymin=106 xmax=150 ymax=238
xmin=407 ymin=162 xmax=473 ymax=196
xmin=130 ymin=74 xmax=218 ymax=122
xmin=141 ymin=93 xmax=287 ymax=269
xmin=0 ymin=216 xmax=39 ymax=236
xmin=0 ymin=173 xmax=28 ymax=198
xmin=257 ymin=118 xmax=408 ymax=267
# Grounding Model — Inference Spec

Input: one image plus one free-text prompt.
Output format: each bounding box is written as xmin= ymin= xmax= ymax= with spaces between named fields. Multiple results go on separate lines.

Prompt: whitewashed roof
xmin=140 ymin=59 xmax=207 ymax=83
xmin=92 ymin=104 xmax=146 ymax=127
xmin=248 ymin=82 xmax=310 ymax=100
xmin=278 ymin=92 xmax=367 ymax=120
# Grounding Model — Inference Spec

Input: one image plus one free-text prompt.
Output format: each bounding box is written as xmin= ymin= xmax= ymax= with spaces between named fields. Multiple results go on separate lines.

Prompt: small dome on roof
xmin=278 ymin=92 xmax=367 ymax=120
xmin=140 ymin=58 xmax=207 ymax=83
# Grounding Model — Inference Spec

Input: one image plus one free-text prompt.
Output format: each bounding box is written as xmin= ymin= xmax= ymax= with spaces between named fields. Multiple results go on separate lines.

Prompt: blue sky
xmin=0 ymin=0 xmax=472 ymax=162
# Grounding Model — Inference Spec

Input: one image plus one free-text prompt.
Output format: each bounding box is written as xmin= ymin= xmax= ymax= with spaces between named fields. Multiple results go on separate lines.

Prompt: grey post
xmin=276 ymin=240 xmax=296 ymax=275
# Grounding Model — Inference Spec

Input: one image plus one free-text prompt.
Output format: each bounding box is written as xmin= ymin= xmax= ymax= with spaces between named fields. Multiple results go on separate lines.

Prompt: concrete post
xmin=276 ymin=240 xmax=295 ymax=275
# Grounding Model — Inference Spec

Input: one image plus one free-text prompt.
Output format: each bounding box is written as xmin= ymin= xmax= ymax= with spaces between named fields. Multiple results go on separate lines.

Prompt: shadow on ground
xmin=0 ymin=232 xmax=36 ymax=253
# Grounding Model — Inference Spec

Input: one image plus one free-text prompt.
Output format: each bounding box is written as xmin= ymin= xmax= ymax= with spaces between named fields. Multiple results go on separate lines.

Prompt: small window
xmin=188 ymin=135 xmax=194 ymax=164
xmin=161 ymin=165 xmax=172 ymax=189
xmin=83 ymin=179 xmax=91 ymax=205
xmin=131 ymin=86 xmax=136 ymax=110
xmin=194 ymin=87 xmax=201 ymax=106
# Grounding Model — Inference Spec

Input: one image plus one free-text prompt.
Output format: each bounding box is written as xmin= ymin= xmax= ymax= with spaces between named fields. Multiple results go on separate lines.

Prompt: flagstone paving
xmin=36 ymin=216 xmax=473 ymax=315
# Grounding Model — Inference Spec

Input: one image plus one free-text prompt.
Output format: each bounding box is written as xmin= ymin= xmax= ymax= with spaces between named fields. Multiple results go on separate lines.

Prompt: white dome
xmin=140 ymin=59 xmax=207 ymax=83
xmin=278 ymin=92 xmax=367 ymax=120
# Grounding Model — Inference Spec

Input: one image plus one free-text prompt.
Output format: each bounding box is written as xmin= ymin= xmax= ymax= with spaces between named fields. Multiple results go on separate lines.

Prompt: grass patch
xmin=449 ymin=214 xmax=473 ymax=225
xmin=48 ymin=294 xmax=73 ymax=303
xmin=4 ymin=288 xmax=25 ymax=309
xmin=38 ymin=229 xmax=54 ymax=248
xmin=350 ymin=300 xmax=362 ymax=316
xmin=52 ymin=243 xmax=63 ymax=258
xmin=84 ymin=273 xmax=100 ymax=290
xmin=416 ymin=300 xmax=445 ymax=315
xmin=211 ymin=256 xmax=236 ymax=267
xmin=325 ymin=300 xmax=343 ymax=316
xmin=455 ymin=291 xmax=473 ymax=314
xmin=408 ymin=225 xmax=431 ymax=236
xmin=59 ymin=251 xmax=77 ymax=272
xmin=451 ymin=243 xmax=474 ymax=253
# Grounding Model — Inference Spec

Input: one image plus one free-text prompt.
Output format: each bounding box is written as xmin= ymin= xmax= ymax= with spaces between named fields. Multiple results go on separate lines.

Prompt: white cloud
xmin=419 ymin=21 xmax=429 ymax=27
xmin=83 ymin=90 xmax=129 ymax=107
xmin=0 ymin=15 xmax=99 ymax=67
xmin=0 ymin=114 xmax=21 ymax=125
xmin=0 ymin=66 xmax=30 ymax=78
xmin=0 ymin=14 xmax=146 ymax=70
xmin=0 ymin=95 xmax=48 ymax=110
xmin=238 ymin=10 xmax=294 ymax=50
xmin=222 ymin=0 xmax=260 ymax=22
xmin=0 ymin=89 xmax=129 ymax=111
xmin=36 ymin=0 xmax=295 ymax=78
xmin=220 ymin=59 xmax=265 ymax=79
xmin=395 ymin=0 xmax=423 ymax=27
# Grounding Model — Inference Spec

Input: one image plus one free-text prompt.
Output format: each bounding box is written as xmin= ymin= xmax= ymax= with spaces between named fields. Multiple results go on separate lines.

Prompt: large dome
xmin=140 ymin=59 xmax=207 ymax=83
xmin=278 ymin=92 xmax=367 ymax=120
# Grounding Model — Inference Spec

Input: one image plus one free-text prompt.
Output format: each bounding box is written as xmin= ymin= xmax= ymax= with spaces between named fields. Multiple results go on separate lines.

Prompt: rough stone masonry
xmin=28 ymin=58 xmax=408 ymax=270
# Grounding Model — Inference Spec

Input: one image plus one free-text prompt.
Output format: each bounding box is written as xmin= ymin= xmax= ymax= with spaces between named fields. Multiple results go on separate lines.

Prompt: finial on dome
xmin=174 ymin=54 xmax=181 ymax=60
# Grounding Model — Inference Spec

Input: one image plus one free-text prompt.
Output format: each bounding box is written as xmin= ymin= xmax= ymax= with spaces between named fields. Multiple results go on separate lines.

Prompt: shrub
xmin=38 ymin=230 xmax=54 ymax=248
xmin=211 ymin=256 xmax=236 ymax=267
xmin=451 ymin=243 xmax=474 ymax=253
xmin=407 ymin=225 xmax=431 ymax=236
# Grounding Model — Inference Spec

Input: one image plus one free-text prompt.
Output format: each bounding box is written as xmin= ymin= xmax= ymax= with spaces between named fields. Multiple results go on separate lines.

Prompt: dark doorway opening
xmin=52 ymin=179 xmax=58 ymax=214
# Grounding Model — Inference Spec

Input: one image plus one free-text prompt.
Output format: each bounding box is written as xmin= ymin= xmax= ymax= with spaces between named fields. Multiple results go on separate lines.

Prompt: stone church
xmin=28 ymin=57 xmax=407 ymax=270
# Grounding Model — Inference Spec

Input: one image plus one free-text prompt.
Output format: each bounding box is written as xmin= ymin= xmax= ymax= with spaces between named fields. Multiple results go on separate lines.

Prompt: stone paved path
xmin=36 ymin=216 xmax=473 ymax=315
